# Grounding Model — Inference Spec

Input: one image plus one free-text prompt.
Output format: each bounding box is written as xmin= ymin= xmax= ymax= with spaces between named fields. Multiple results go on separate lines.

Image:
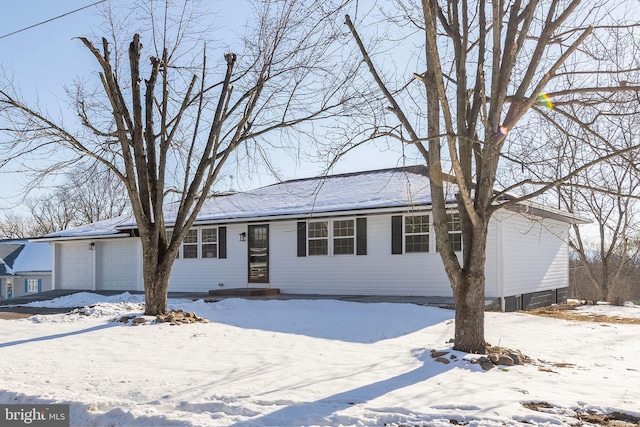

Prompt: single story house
xmin=0 ymin=239 xmax=53 ymax=300
xmin=40 ymin=165 xmax=587 ymax=311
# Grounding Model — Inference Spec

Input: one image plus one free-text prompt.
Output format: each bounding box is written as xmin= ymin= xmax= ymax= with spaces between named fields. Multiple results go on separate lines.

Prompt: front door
xmin=248 ymin=225 xmax=269 ymax=284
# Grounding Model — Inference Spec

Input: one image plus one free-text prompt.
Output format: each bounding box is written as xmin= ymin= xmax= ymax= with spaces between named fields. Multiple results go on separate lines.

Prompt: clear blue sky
xmin=0 ymin=1 xmax=411 ymax=215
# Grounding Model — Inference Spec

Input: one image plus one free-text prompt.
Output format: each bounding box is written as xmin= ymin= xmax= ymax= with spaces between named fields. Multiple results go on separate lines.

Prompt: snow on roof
xmin=43 ymin=165 xmax=583 ymax=240
xmin=162 ymin=165 xmax=456 ymax=225
xmin=42 ymin=213 xmax=135 ymax=240
xmin=0 ymin=239 xmax=51 ymax=274
xmin=11 ymin=241 xmax=51 ymax=273
xmin=46 ymin=166 xmax=457 ymax=239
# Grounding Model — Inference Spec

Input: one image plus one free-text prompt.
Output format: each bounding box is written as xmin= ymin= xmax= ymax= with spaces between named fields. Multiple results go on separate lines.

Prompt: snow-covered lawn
xmin=1 ymin=293 xmax=639 ymax=426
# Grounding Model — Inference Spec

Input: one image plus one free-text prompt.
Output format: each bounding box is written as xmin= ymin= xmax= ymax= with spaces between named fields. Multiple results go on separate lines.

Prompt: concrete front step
xmin=208 ymin=288 xmax=280 ymax=297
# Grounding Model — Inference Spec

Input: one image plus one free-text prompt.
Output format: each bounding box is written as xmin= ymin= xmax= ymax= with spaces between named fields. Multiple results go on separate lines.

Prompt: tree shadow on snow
xmin=0 ymin=323 xmax=117 ymax=349
xmin=228 ymin=354 xmax=460 ymax=427
xmin=204 ymin=300 xmax=455 ymax=343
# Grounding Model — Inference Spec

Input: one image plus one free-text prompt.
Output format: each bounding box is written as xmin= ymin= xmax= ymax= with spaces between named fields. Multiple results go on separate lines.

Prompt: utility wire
xmin=0 ymin=0 xmax=106 ymax=40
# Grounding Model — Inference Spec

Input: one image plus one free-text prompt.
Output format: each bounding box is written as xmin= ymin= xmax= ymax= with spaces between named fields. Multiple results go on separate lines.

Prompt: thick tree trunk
xmin=144 ymin=268 xmax=170 ymax=316
xmin=140 ymin=231 xmax=174 ymax=316
xmin=452 ymin=271 xmax=486 ymax=354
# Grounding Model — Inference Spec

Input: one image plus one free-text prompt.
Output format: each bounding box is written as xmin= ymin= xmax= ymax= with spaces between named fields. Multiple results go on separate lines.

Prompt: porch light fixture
xmin=89 ymin=242 xmax=95 ymax=251
xmin=239 ymin=232 xmax=246 ymax=242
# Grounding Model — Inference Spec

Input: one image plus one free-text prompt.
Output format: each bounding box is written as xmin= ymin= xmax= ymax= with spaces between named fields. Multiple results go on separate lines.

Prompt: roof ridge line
xmin=271 ymin=164 xmax=428 ymax=187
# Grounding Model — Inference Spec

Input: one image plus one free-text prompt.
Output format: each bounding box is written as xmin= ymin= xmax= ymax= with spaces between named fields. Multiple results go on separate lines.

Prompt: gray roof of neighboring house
xmin=0 ymin=239 xmax=52 ymax=275
xmin=40 ymin=165 xmax=588 ymax=240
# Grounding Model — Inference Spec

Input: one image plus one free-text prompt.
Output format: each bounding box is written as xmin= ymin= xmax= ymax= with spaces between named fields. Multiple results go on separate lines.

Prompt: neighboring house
xmin=0 ymin=239 xmax=53 ymax=300
xmin=40 ymin=166 xmax=587 ymax=311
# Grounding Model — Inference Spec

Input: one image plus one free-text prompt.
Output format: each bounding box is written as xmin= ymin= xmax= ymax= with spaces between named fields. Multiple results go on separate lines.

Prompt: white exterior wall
xmin=169 ymin=223 xmax=248 ymax=291
xmin=55 ymin=242 xmax=95 ymax=290
xmin=497 ymin=210 xmax=569 ymax=297
xmin=271 ymin=215 xmax=453 ymax=296
xmin=168 ymin=215 xmax=455 ymax=296
xmin=484 ymin=218 xmax=500 ymax=298
xmin=52 ymin=210 xmax=570 ymax=298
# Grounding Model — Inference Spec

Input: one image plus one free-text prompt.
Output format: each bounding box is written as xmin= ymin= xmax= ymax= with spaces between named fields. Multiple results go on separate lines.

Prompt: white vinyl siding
xmin=279 ymin=216 xmax=453 ymax=296
xmin=169 ymin=224 xmax=243 ymax=291
xmin=57 ymin=210 xmax=569 ymax=302
xmin=498 ymin=211 xmax=569 ymax=297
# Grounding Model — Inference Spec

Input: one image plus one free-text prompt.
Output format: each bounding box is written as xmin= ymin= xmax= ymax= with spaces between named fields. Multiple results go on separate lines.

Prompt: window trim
xmin=201 ymin=227 xmax=218 ymax=259
xmin=307 ymin=220 xmax=329 ymax=256
xmin=26 ymin=278 xmax=40 ymax=293
xmin=392 ymin=211 xmax=462 ymax=254
xmin=306 ymin=218 xmax=358 ymax=256
xmin=182 ymin=229 xmax=199 ymax=259
xmin=167 ymin=226 xmax=225 ymax=259
xmin=332 ymin=218 xmax=356 ymax=255
xmin=447 ymin=212 xmax=462 ymax=252
xmin=404 ymin=214 xmax=430 ymax=253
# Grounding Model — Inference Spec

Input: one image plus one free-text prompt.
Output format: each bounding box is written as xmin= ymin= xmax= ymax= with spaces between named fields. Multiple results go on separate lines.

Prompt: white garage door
xmin=57 ymin=243 xmax=93 ymax=290
xmin=96 ymin=239 xmax=139 ymax=291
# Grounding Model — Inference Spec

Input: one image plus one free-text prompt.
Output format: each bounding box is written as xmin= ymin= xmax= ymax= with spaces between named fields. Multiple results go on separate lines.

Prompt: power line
xmin=0 ymin=0 xmax=106 ymax=41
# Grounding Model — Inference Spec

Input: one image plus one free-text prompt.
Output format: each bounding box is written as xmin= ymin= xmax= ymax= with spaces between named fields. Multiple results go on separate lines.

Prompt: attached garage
xmin=56 ymin=242 xmax=93 ymax=290
xmin=96 ymin=239 xmax=141 ymax=291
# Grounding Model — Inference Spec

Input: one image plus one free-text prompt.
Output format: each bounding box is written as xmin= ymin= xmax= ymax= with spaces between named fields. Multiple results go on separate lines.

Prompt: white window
xmin=201 ymin=228 xmax=218 ymax=258
xmin=308 ymin=221 xmax=328 ymax=255
xmin=168 ymin=227 xmax=219 ymax=259
xmin=27 ymin=279 xmax=39 ymax=293
xmin=332 ymin=219 xmax=355 ymax=255
xmin=405 ymin=215 xmax=430 ymax=253
xmin=182 ymin=229 xmax=198 ymax=258
xmin=447 ymin=213 xmax=462 ymax=252
xmin=307 ymin=219 xmax=355 ymax=256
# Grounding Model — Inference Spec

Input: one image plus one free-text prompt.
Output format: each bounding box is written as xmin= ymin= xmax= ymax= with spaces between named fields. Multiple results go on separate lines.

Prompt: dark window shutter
xmin=38 ymin=279 xmax=42 ymax=293
xmin=297 ymin=221 xmax=306 ymax=257
xmin=24 ymin=279 xmax=28 ymax=293
xmin=218 ymin=226 xmax=227 ymax=259
xmin=391 ymin=215 xmax=403 ymax=254
xmin=356 ymin=217 xmax=367 ymax=255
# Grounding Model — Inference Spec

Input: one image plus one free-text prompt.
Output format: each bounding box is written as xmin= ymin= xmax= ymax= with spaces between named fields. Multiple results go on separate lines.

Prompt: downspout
xmin=498 ymin=215 xmax=505 ymax=311
xmin=90 ymin=241 xmax=97 ymax=291
xmin=50 ymin=243 xmax=56 ymax=290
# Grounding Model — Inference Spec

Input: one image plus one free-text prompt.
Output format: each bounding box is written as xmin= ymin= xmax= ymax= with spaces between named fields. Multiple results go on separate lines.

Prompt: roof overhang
xmin=34 ymin=232 xmax=133 ymax=243
xmin=503 ymin=202 xmax=590 ymax=225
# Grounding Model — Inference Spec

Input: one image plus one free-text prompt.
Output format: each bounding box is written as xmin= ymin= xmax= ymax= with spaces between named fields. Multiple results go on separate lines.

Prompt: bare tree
xmin=0 ymin=162 xmax=128 ymax=237
xmin=0 ymin=0 xmax=357 ymax=315
xmin=0 ymin=211 xmax=33 ymax=239
xmin=64 ymin=163 xmax=129 ymax=225
xmin=26 ymin=192 xmax=77 ymax=236
xmin=344 ymin=1 xmax=640 ymax=352
xmin=563 ymin=155 xmax=640 ymax=305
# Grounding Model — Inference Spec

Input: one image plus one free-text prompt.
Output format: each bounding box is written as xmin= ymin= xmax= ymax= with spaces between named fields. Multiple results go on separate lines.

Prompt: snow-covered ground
xmin=1 ymin=293 xmax=639 ymax=426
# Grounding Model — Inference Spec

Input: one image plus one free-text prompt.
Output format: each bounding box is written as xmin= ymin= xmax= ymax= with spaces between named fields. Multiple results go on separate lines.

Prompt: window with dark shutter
xmin=297 ymin=221 xmax=306 ymax=257
xmin=356 ymin=217 xmax=367 ymax=255
xmin=391 ymin=215 xmax=403 ymax=254
xmin=218 ymin=226 xmax=227 ymax=259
